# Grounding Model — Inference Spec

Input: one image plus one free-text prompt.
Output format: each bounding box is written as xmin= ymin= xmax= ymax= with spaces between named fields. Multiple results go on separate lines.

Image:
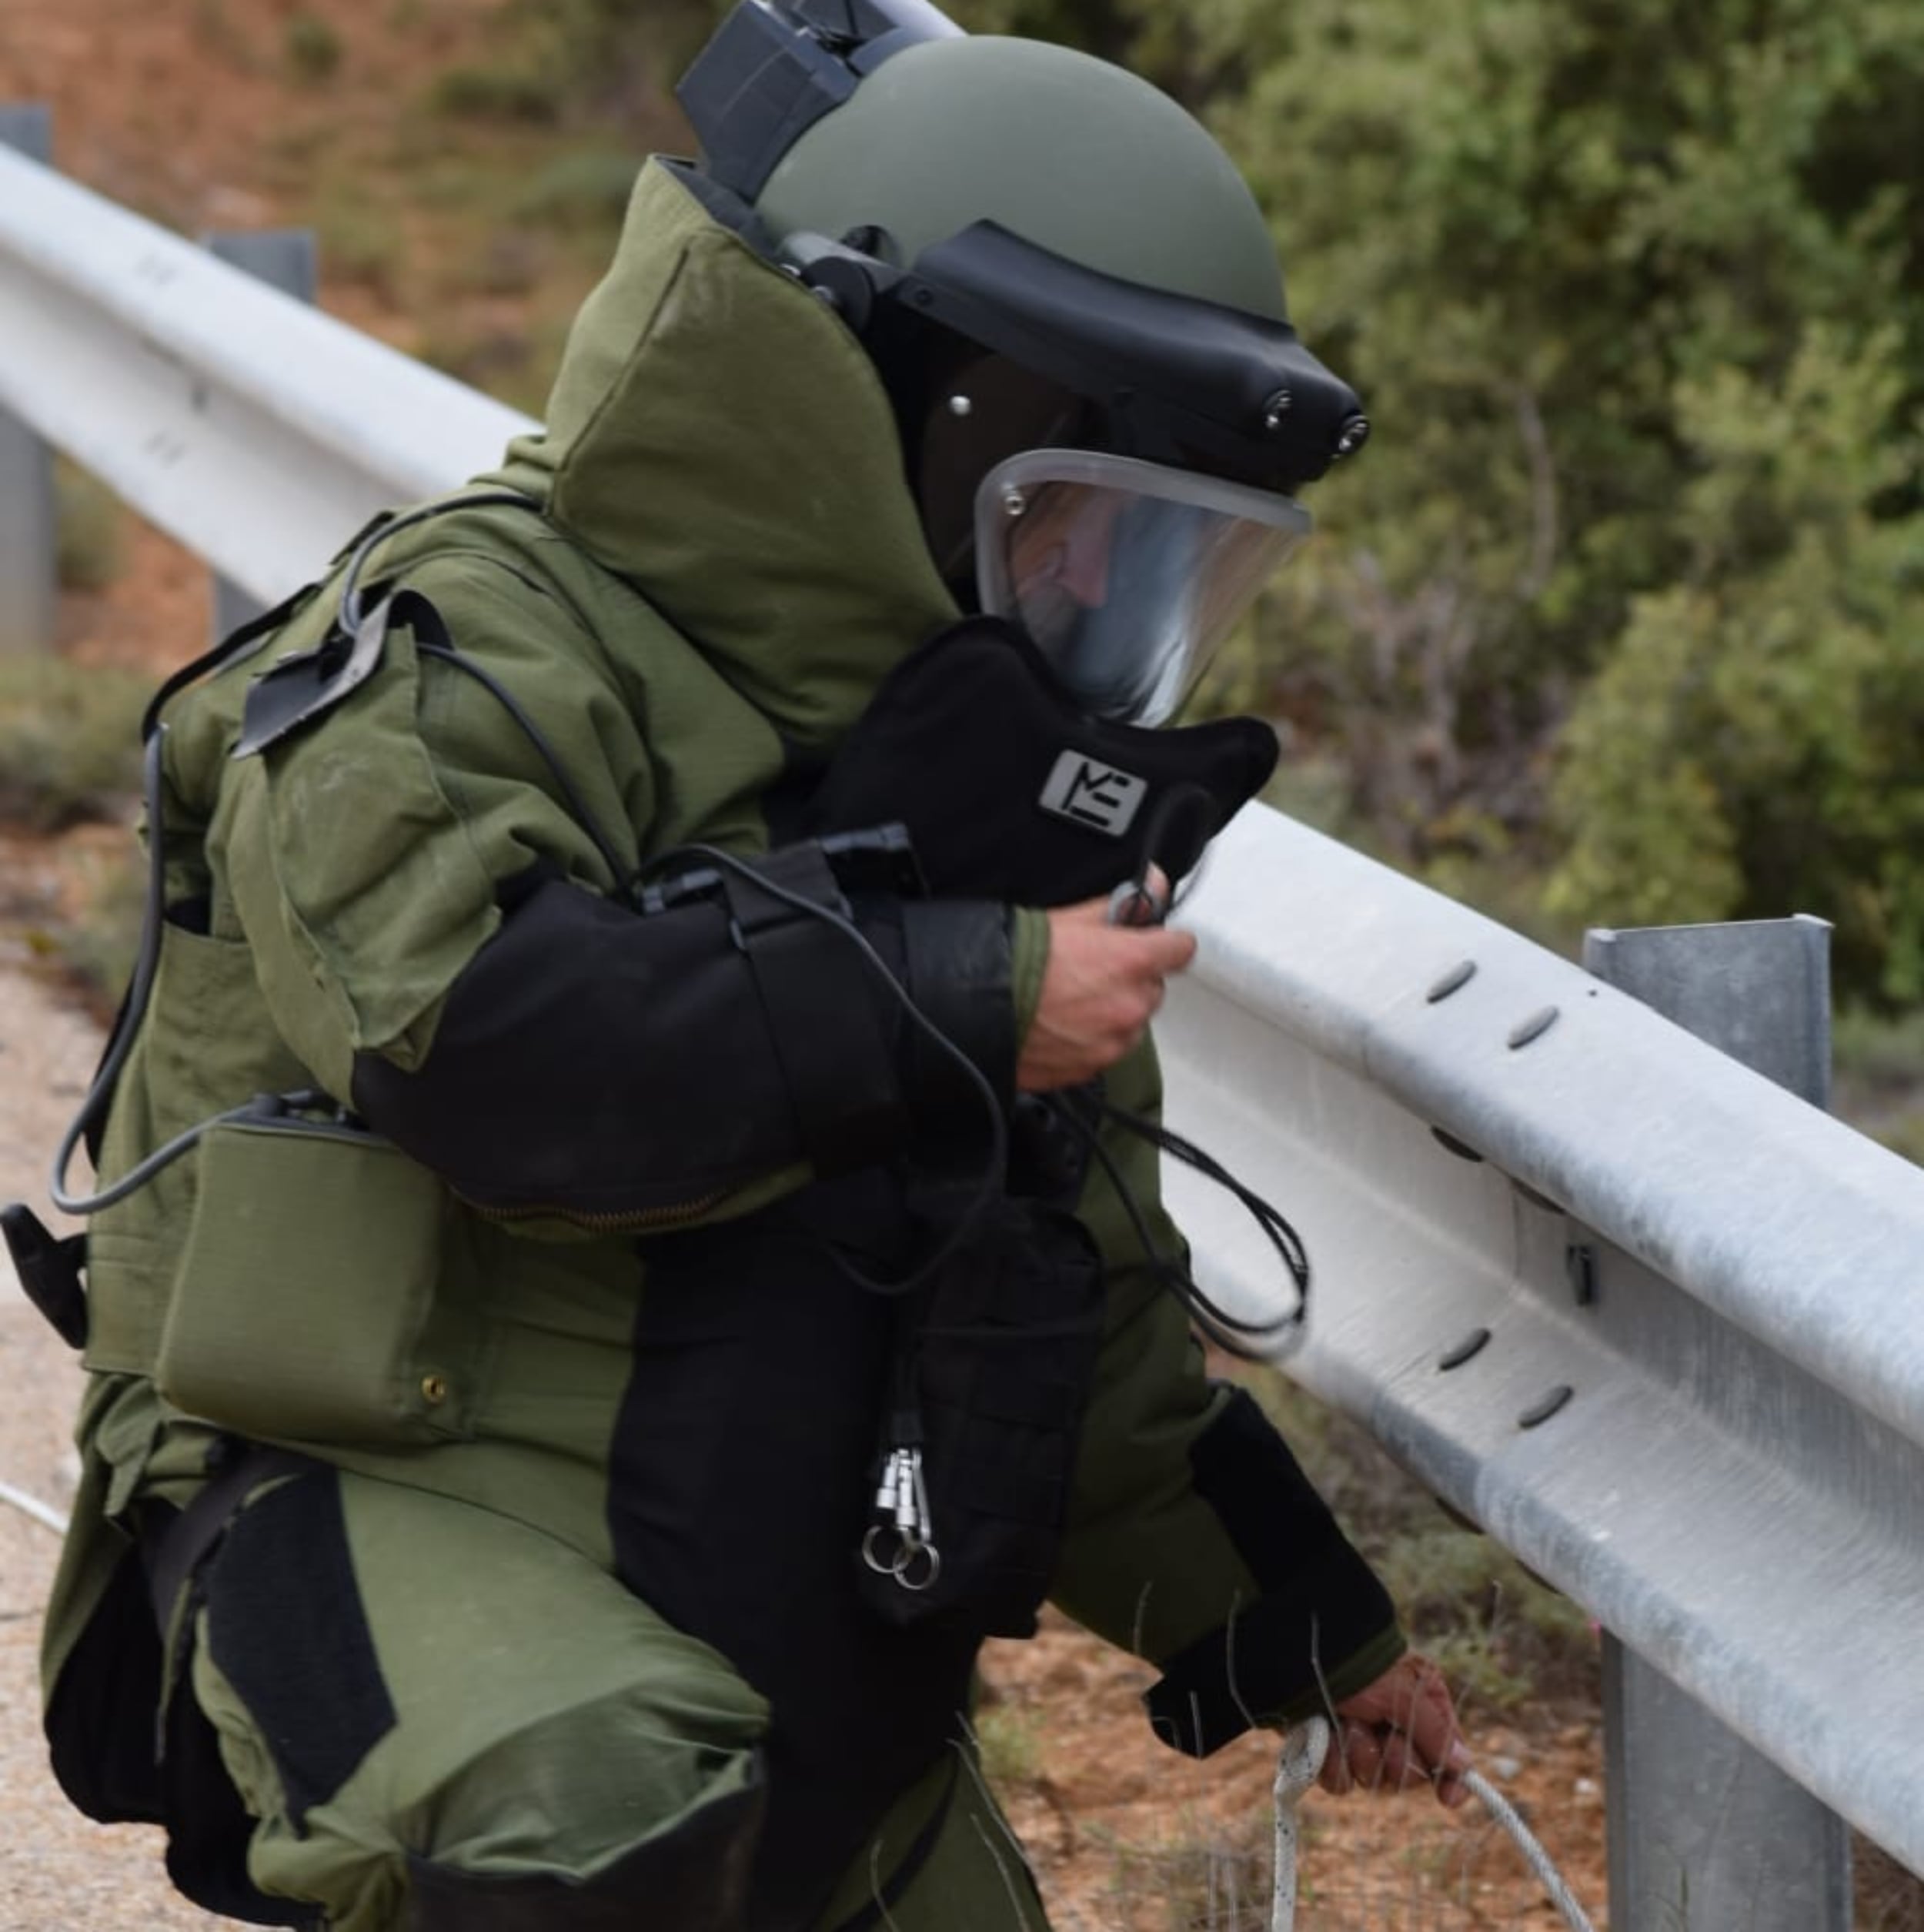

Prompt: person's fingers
xmin=1399 ymin=1668 xmax=1471 ymax=1787
xmin=1318 ymin=1729 xmax=1351 ymax=1797
xmin=1020 ymin=900 xmax=1202 ymax=1090
xmin=1342 ymin=1723 xmax=1386 ymax=1793
xmin=1375 ymin=1731 xmax=1426 ymax=1793
xmin=1057 ymin=893 xmax=1117 ymax=927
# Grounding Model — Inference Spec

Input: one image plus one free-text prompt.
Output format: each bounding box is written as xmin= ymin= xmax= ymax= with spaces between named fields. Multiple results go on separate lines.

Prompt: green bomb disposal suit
xmin=39 ymin=162 xmax=1404 ymax=1932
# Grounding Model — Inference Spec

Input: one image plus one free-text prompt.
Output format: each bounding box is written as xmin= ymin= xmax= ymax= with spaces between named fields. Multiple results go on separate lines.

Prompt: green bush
xmin=514 ymin=149 xmax=640 ymax=235
xmin=315 ymin=191 xmax=406 ymax=296
xmin=0 ymin=657 xmax=146 ymax=831
xmin=54 ymin=463 xmax=123 ymax=592
xmin=55 ymin=840 xmax=145 ymax=1013
xmin=286 ymin=12 xmax=344 ymax=84
xmin=428 ymin=63 xmax=561 ymax=125
xmin=974 ymin=1704 xmax=1044 ymax=1791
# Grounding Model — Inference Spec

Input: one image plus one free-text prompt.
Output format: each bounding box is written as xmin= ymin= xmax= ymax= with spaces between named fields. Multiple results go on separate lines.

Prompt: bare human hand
xmin=1318 ymin=1653 xmax=1474 ymax=1809
xmin=1015 ymin=885 xmax=1197 ymax=1093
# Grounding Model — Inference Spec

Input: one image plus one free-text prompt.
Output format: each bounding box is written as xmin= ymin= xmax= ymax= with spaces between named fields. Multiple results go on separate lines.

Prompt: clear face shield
xmin=974 ymin=451 xmax=1313 ymax=727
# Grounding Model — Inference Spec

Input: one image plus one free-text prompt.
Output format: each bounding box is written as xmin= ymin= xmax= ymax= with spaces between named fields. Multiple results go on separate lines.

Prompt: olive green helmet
xmin=755 ymin=34 xmax=1288 ymax=324
xmin=677 ymin=2 xmax=1368 ymax=722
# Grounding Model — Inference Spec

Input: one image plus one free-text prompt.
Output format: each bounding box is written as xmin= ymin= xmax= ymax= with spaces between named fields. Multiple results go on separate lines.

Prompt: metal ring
xmin=894 ymin=1542 xmax=942 ymax=1592
xmin=861 ymin=1526 xmax=901 ymax=1576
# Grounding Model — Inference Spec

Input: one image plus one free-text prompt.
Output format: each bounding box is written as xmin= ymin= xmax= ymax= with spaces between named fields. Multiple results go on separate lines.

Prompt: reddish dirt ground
xmin=0 ymin=3 xmax=1615 ymax=1924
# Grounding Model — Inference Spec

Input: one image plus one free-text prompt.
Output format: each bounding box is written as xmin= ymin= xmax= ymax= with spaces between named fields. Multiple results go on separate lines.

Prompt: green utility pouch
xmin=155 ymin=1118 xmax=481 ymax=1447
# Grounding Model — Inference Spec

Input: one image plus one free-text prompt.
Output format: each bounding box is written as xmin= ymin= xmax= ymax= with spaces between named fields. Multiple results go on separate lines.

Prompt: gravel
xmin=0 ymin=955 xmax=226 ymax=1930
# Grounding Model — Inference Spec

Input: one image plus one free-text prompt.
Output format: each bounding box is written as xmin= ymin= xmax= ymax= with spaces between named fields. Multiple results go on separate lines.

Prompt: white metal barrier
xmin=0 ymin=143 xmax=533 ymax=609
xmin=5 ymin=132 xmax=1922 ymax=1911
xmin=1162 ymin=813 xmax=1924 ymax=1882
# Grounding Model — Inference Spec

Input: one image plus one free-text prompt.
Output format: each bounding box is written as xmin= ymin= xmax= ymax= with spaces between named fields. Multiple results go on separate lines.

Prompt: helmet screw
xmin=947 ymin=395 xmax=974 ymax=419
xmin=1001 ymin=486 xmax=1027 ymax=518
xmin=1332 ymin=415 xmax=1372 ymax=459
xmin=1263 ymin=389 xmax=1293 ymax=430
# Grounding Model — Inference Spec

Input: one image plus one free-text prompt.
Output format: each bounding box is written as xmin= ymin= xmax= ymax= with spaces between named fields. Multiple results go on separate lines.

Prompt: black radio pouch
xmin=857 ymin=1197 xmax=1106 ymax=1639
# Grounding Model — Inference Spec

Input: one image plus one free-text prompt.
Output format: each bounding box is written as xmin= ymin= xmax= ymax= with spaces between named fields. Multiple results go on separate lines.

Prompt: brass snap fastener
xmin=420 ymin=1373 xmax=449 ymax=1406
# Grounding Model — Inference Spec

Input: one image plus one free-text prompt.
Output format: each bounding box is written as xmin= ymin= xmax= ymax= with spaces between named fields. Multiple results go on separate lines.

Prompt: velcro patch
xmin=1038 ymin=752 xmax=1148 ymax=838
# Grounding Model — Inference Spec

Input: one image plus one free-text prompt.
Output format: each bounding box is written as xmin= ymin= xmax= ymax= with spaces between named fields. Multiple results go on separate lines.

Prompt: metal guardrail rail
xmin=5 ymin=132 xmax=1923 ymax=1900
xmin=0 ymin=143 xmax=533 ymax=607
xmin=1161 ymin=812 xmax=1924 ymax=1877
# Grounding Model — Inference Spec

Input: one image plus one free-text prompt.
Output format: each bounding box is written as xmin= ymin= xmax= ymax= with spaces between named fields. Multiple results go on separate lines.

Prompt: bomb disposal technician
xmin=12 ymin=5 xmax=1472 ymax=1927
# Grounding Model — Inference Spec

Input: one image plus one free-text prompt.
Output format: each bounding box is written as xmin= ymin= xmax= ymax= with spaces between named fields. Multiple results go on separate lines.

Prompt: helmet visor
xmin=974 ymin=451 xmax=1311 ymax=725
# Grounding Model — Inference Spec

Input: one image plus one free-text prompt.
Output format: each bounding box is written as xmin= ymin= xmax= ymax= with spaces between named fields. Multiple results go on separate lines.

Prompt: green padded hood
xmin=488 ymin=160 xmax=960 ymax=754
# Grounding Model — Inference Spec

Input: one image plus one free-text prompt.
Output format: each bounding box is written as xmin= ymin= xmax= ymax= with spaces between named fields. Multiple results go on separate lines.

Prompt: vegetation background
xmin=2 ymin=0 xmax=1921 ymax=1924
xmin=14 ymin=0 xmax=1924 ymax=1135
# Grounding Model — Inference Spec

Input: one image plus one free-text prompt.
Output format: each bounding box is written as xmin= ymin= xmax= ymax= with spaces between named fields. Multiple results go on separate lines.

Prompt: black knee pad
xmin=405 ymin=1765 xmax=766 ymax=1932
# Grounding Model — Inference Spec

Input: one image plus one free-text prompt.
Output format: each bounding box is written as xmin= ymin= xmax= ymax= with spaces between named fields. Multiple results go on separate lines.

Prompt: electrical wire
xmin=644 ymin=841 xmax=1012 ymax=1299
xmin=0 ymin=1479 xmax=68 ymax=1536
xmin=48 ymin=729 xmax=172 ymax=1215
xmin=1270 ymin=1720 xmax=1598 ymax=1932
xmin=416 ymin=641 xmax=639 ymax=901
xmin=1041 ymin=1088 xmax=1307 ymax=1359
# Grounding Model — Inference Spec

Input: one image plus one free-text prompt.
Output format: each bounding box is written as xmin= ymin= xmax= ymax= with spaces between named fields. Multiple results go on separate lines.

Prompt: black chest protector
xmin=803 ymin=617 xmax=1278 ymax=904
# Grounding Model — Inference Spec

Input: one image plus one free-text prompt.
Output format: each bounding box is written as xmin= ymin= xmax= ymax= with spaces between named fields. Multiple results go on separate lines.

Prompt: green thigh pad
xmin=189 ymin=1469 xmax=770 ymax=1932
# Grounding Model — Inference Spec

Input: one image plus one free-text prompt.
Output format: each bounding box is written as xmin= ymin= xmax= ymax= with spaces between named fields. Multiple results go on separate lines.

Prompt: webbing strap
xmin=142 ymin=1446 xmax=319 ymax=1635
xmin=720 ymin=850 xmax=904 ymax=1175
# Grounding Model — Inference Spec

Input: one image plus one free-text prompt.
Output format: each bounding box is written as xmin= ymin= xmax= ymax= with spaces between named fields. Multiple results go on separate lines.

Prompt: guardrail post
xmin=200 ymin=229 xmax=318 ymax=640
xmin=0 ymin=105 xmax=57 ymax=657
xmin=1583 ymin=914 xmax=1850 ymax=1932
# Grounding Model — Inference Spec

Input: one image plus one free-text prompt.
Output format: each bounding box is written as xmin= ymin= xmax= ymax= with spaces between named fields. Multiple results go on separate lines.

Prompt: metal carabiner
xmin=892 ymin=1538 xmax=941 ymax=1593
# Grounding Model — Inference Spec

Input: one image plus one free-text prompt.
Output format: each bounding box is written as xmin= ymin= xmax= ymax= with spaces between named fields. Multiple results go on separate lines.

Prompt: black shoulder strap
xmin=139 ymin=580 xmax=322 ymax=744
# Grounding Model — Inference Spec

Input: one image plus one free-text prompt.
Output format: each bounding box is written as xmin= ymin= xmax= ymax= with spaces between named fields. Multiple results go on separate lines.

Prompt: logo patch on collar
xmin=1039 ymin=752 xmax=1148 ymax=838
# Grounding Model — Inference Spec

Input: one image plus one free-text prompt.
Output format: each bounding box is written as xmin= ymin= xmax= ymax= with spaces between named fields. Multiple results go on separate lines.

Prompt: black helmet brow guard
xmin=679 ymin=2 xmax=1371 ymax=496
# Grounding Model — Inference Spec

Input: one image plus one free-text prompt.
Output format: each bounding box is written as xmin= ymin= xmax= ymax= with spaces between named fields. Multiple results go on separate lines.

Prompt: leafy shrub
xmin=55 ymin=462 xmax=123 ymax=592
xmin=974 ymin=1704 xmax=1044 ymax=1790
xmin=315 ymin=191 xmax=406 ymax=296
xmin=0 ymin=657 xmax=146 ymax=831
xmin=428 ymin=63 xmax=561 ymax=125
xmin=515 ymin=149 xmax=640 ymax=235
xmin=55 ymin=837 xmax=145 ymax=1013
xmin=286 ymin=13 xmax=344 ymax=84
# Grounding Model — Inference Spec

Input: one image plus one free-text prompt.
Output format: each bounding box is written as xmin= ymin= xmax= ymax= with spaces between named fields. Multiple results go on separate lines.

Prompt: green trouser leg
xmin=187 ymin=1463 xmax=1050 ymax=1931
xmin=189 ymin=1467 xmax=770 ymax=1930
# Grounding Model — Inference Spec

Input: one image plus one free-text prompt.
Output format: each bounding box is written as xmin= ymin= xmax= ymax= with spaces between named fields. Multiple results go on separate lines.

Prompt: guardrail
xmin=0 ymin=140 xmax=533 ymax=614
xmin=5 ymin=129 xmax=1922 ymax=1924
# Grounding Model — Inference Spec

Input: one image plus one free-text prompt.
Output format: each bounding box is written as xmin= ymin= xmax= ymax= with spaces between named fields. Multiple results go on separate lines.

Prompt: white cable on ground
xmin=0 ymin=1478 xmax=69 ymax=1536
xmin=1271 ymin=1720 xmax=1598 ymax=1932
xmin=1459 ymin=1765 xmax=1596 ymax=1932
xmin=1271 ymin=1714 xmax=1328 ymax=1919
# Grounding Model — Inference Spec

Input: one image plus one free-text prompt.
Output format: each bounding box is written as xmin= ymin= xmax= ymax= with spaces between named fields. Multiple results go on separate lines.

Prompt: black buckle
xmin=2 ymin=1202 xmax=89 ymax=1349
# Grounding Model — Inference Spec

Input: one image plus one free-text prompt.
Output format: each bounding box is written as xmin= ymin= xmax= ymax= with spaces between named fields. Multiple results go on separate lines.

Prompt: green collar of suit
xmin=485 ymin=159 xmax=959 ymax=755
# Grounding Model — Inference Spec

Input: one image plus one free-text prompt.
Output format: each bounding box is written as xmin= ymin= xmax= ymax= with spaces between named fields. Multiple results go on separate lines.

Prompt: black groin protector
xmin=803 ymin=617 xmax=1277 ymax=906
